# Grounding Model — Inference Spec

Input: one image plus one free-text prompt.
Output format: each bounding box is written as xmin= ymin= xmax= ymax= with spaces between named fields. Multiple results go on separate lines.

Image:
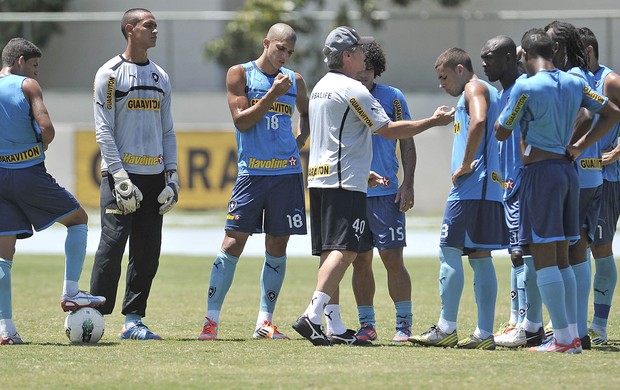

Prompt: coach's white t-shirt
xmin=307 ymin=71 xmax=390 ymax=193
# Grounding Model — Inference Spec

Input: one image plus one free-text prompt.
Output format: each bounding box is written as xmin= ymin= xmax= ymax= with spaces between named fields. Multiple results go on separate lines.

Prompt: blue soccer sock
xmin=125 ymin=313 xmax=142 ymax=328
xmin=571 ymin=261 xmax=591 ymax=338
xmin=0 ymin=259 xmax=13 ymax=321
xmin=537 ymin=266 xmax=569 ymax=341
xmin=515 ymin=264 xmax=527 ymax=325
xmin=523 ymin=255 xmax=543 ymax=325
xmin=438 ymin=246 xmax=464 ymax=324
xmin=509 ymin=264 xmax=518 ymax=324
xmin=63 ymin=224 xmax=88 ymax=296
xmin=592 ymin=255 xmax=617 ymax=329
xmin=357 ymin=305 xmax=376 ymax=326
xmin=207 ymin=250 xmax=239 ymax=311
xmin=559 ymin=266 xmax=578 ymax=338
xmin=395 ymin=300 xmax=412 ymax=329
xmin=259 ymin=252 xmax=286 ymax=314
xmin=469 ymin=256 xmax=497 ymax=335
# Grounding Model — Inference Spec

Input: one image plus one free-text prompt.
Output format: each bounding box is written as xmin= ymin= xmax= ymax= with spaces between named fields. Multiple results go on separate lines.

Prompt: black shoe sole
xmin=292 ymin=316 xmax=331 ymax=346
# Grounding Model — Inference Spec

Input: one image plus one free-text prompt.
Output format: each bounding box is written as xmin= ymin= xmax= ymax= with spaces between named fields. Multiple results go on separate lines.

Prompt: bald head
xmin=266 ymin=23 xmax=297 ymax=43
xmin=483 ymin=35 xmax=517 ymax=59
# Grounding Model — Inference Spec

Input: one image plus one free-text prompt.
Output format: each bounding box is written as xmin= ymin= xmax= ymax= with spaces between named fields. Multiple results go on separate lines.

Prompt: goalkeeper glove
xmin=157 ymin=170 xmax=179 ymax=215
xmin=112 ymin=168 xmax=143 ymax=214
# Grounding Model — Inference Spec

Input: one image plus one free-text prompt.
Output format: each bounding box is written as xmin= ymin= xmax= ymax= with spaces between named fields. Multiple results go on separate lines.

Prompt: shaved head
xmin=266 ymin=23 xmax=297 ymax=43
xmin=121 ymin=8 xmax=152 ymax=39
xmin=483 ymin=35 xmax=516 ymax=56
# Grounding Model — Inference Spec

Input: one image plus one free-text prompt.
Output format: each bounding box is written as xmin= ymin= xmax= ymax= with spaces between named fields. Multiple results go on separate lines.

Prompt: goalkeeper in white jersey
xmin=90 ymin=8 xmax=178 ymax=341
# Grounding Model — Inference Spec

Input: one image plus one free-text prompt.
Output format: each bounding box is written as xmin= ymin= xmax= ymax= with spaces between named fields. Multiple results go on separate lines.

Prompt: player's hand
xmin=112 ymin=168 xmax=143 ymax=214
xmin=157 ymin=170 xmax=179 ymax=215
xmin=451 ymin=160 xmax=477 ymax=187
xmin=601 ymin=147 xmax=620 ymax=166
xmin=271 ymin=73 xmax=293 ymax=97
xmin=564 ymin=145 xmax=581 ymax=162
xmin=395 ymin=185 xmax=414 ymax=212
xmin=368 ymin=171 xmax=390 ymax=188
xmin=433 ymin=105 xmax=456 ymax=126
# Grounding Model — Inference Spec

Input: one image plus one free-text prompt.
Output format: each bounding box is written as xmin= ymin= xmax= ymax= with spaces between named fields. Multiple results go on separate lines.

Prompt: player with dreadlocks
xmin=579 ymin=26 xmax=620 ymax=346
xmin=544 ymin=20 xmax=599 ymax=349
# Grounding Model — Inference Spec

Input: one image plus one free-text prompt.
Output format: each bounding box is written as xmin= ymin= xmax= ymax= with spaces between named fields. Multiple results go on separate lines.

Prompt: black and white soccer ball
xmin=64 ymin=307 xmax=105 ymax=343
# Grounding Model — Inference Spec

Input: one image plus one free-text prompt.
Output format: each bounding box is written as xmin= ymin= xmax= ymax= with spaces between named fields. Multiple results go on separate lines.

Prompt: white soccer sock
xmin=473 ymin=326 xmax=492 ymax=340
xmin=324 ymin=304 xmax=346 ymax=335
xmin=521 ymin=318 xmax=543 ymax=333
xmin=304 ymin=291 xmax=330 ymax=324
xmin=437 ymin=318 xmax=457 ymax=334
xmin=256 ymin=311 xmax=273 ymax=329
xmin=0 ymin=318 xmax=17 ymax=337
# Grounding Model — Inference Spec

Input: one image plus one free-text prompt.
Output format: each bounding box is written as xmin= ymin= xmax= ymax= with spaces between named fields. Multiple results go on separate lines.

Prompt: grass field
xmin=3 ymin=253 xmax=620 ymax=389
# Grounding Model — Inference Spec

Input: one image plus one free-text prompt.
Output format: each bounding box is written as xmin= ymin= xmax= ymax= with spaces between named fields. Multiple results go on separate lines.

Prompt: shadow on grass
xmin=176 ymin=337 xmax=246 ymax=342
xmin=28 ymin=341 xmax=119 ymax=347
xmin=592 ymin=341 xmax=620 ymax=353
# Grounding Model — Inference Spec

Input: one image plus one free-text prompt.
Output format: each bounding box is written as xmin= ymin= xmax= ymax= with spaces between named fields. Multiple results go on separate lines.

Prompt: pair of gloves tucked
xmin=112 ymin=169 xmax=178 ymax=215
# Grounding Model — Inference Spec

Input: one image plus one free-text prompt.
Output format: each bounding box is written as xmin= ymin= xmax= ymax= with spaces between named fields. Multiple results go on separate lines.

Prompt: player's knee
xmin=510 ymin=250 xmax=524 ymax=267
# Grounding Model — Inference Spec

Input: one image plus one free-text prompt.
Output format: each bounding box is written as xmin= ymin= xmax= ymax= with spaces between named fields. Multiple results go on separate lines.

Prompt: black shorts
xmin=309 ymin=188 xmax=372 ymax=256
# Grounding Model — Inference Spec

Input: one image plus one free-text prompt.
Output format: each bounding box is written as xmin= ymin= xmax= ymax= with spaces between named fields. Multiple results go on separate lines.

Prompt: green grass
xmin=4 ymin=254 xmax=620 ymax=389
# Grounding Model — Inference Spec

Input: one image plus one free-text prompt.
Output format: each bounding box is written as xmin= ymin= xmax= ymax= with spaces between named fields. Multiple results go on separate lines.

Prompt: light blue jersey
xmin=367 ymin=83 xmax=411 ymax=197
xmin=499 ymin=69 xmax=607 ymax=155
xmin=236 ymin=61 xmax=302 ymax=176
xmin=569 ymin=67 xmax=602 ymax=188
xmin=498 ymin=74 xmax=526 ymax=201
xmin=594 ymin=65 xmax=620 ymax=182
xmin=0 ymin=75 xmax=45 ymax=169
xmin=448 ymin=79 xmax=503 ymax=202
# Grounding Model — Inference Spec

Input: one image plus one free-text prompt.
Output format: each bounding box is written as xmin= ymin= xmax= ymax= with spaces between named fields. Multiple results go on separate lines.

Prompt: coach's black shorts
xmin=309 ymin=187 xmax=372 ymax=256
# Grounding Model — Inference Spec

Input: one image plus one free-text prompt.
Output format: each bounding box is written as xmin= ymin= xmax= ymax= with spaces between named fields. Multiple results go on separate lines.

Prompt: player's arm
xmin=226 ymin=65 xmax=292 ymax=132
xmin=601 ymin=72 xmax=620 ymax=165
xmin=93 ymin=70 xmax=123 ymax=174
xmin=374 ymin=105 xmax=454 ymax=140
xmin=22 ymin=78 xmax=54 ymax=147
xmin=294 ymin=72 xmax=310 ymax=150
xmin=569 ymin=100 xmax=620 ymax=159
xmin=397 ymin=137 xmax=416 ymax=212
xmin=569 ymin=108 xmax=595 ymax=144
xmin=452 ymin=81 xmax=488 ymax=186
xmin=160 ymin=73 xmax=178 ymax=173
xmin=394 ymin=93 xmax=416 ymax=211
xmin=496 ymin=84 xmax=527 ymax=141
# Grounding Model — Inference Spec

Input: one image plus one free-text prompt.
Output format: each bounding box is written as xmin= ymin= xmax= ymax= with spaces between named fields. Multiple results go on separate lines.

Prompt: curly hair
xmin=363 ymin=41 xmax=386 ymax=78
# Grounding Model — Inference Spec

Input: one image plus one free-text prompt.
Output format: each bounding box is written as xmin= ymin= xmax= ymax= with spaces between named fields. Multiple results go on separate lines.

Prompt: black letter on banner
xmin=91 ymin=152 xmax=102 ymax=187
xmin=221 ymin=149 xmax=238 ymax=189
xmin=189 ymin=149 xmax=210 ymax=189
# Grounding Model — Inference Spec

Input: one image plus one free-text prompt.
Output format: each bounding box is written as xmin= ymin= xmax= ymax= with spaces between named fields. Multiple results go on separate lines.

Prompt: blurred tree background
xmin=206 ymin=0 xmax=467 ymax=78
xmin=0 ymin=0 xmax=72 ymax=48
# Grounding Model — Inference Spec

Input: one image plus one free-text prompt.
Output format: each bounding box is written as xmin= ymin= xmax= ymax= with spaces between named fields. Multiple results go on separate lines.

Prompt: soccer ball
xmin=64 ymin=307 xmax=105 ymax=343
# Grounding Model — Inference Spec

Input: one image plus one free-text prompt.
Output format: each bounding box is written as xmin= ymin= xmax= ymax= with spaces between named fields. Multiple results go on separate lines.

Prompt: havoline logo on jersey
xmin=248 ymin=157 xmax=289 ymax=169
xmin=122 ymin=153 xmax=163 ymax=166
